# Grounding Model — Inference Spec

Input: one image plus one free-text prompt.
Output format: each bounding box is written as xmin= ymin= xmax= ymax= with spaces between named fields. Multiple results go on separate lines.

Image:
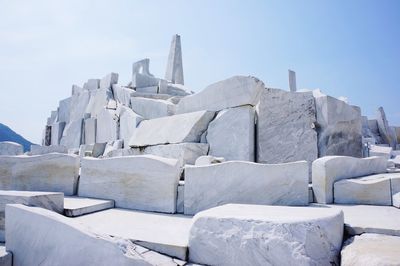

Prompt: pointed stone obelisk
xmin=165 ymin=34 xmax=184 ymax=85
xmin=288 ymin=69 xmax=297 ymax=92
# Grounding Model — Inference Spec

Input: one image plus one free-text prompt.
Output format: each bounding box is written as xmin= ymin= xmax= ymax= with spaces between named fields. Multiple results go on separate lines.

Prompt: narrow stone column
xmin=288 ymin=69 xmax=297 ymax=92
xmin=165 ymin=34 xmax=184 ymax=85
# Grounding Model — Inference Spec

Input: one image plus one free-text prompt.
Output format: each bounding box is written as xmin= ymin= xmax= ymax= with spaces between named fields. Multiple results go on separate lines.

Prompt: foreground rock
xmin=6 ymin=204 xmax=180 ymax=266
xmin=341 ymin=233 xmax=400 ymax=266
xmin=0 ymin=141 xmax=23 ymax=156
xmin=63 ymin=196 xmax=114 ymax=217
xmin=0 ymin=153 xmax=80 ymax=195
xmin=79 ymin=155 xmax=181 ymax=213
xmin=129 ymin=111 xmax=215 ymax=147
xmin=29 ymin=145 xmax=67 ymax=155
xmin=0 ymin=190 xmax=64 ymax=241
xmin=189 ymin=204 xmax=344 ymax=266
xmin=176 ymin=76 xmax=264 ymax=114
xmin=0 ymin=245 xmax=11 ymax=266
xmin=312 ymin=156 xmax=387 ymax=203
xmin=184 ymin=161 xmax=309 ymax=215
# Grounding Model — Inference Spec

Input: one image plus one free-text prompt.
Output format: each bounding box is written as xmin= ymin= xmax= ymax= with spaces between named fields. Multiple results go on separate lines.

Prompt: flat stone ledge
xmin=189 ymin=204 xmax=344 ymax=266
xmin=312 ymin=204 xmax=400 ymax=236
xmin=74 ymin=208 xmax=192 ymax=260
xmin=63 ymin=196 xmax=114 ymax=217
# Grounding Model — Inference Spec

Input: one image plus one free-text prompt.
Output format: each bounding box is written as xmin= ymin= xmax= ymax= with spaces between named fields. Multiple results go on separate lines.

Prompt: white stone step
xmin=0 ymin=244 xmax=12 ymax=266
xmin=63 ymin=196 xmax=114 ymax=217
xmin=312 ymin=204 xmax=400 ymax=236
xmin=74 ymin=208 xmax=192 ymax=260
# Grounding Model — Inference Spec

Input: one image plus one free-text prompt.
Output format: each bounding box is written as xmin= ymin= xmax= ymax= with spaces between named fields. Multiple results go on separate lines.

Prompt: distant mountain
xmin=0 ymin=123 xmax=34 ymax=152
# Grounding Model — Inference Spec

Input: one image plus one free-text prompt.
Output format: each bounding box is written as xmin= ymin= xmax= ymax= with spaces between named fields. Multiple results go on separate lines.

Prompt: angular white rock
xmin=0 ymin=142 xmax=23 ymax=156
xmin=5 ymin=204 xmax=168 ymax=266
xmin=50 ymin=121 xmax=65 ymax=145
xmin=132 ymin=73 xmax=159 ymax=88
xmin=131 ymin=97 xmax=176 ymax=119
xmin=184 ymin=160 xmax=309 ymax=215
xmin=103 ymin=140 xmax=123 ymax=156
xmin=118 ymin=107 xmax=143 ymax=146
xmin=312 ymin=156 xmax=387 ymax=204
xmin=0 ymin=245 xmax=11 ymax=266
xmin=83 ymin=79 xmax=100 ymax=90
xmin=207 ymin=105 xmax=255 ymax=161
xmin=176 ymin=183 xmax=184 ymax=214
xmin=195 ymin=155 xmax=225 ymax=166
xmin=341 ymin=233 xmax=400 ymax=266
xmin=0 ymin=153 xmax=79 ymax=195
xmin=83 ymin=117 xmax=96 ymax=144
xmin=30 ymin=145 xmax=67 ymax=155
xmin=391 ymin=176 xmax=400 ymax=208
xmin=256 ymin=89 xmax=317 ymax=167
xmin=369 ymin=144 xmax=392 ymax=159
xmin=85 ymin=87 xmax=114 ymax=117
xmin=160 ymin=83 xmax=191 ymax=96
xmin=112 ymin=84 xmax=133 ymax=107
xmin=165 ymin=34 xmax=184 ymax=85
xmin=79 ymin=155 xmax=181 ymax=213
xmin=334 ymin=174 xmax=392 ymax=205
xmin=60 ymin=119 xmax=83 ymax=149
xmin=99 ymin=72 xmax=118 ymax=89
xmin=176 ymin=76 xmax=264 ymax=114
xmin=96 ymin=109 xmax=118 ymax=143
xmin=129 ymin=111 xmax=215 ymax=147
xmin=130 ymin=143 xmax=209 ymax=166
xmin=0 ymin=190 xmax=64 ymax=241
xmin=63 ymin=196 xmax=114 ymax=217
xmin=57 ymin=97 xmax=71 ymax=123
xmin=69 ymin=89 xmax=90 ymax=121
xmin=189 ymin=204 xmax=344 ymax=266
xmin=376 ymin=107 xmax=397 ymax=148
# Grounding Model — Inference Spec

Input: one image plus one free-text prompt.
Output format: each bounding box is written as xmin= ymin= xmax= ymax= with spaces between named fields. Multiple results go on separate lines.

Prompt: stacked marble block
xmin=312 ymin=156 xmax=400 ymax=208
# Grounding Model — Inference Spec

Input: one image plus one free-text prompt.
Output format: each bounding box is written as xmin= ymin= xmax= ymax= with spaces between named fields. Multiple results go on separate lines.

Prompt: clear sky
xmin=1 ymin=0 xmax=399 ymax=144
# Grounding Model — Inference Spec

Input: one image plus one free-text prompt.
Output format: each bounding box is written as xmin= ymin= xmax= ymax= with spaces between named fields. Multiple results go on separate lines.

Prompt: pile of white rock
xmin=0 ymin=34 xmax=399 ymax=265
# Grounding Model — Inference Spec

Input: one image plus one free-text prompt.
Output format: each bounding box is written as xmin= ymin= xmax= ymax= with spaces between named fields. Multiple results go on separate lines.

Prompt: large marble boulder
xmin=69 ymin=88 xmax=90 ymax=121
xmin=376 ymin=107 xmax=397 ymax=148
xmin=314 ymin=95 xmax=363 ymax=157
xmin=99 ymin=72 xmax=118 ymax=89
xmin=256 ymin=89 xmax=318 ymax=168
xmin=85 ymin=87 xmax=114 ymax=117
xmin=334 ymin=174 xmax=393 ymax=205
xmin=184 ymin=160 xmax=309 ymax=215
xmin=96 ymin=109 xmax=118 ymax=143
xmin=83 ymin=117 xmax=96 ymax=144
xmin=130 ymin=97 xmax=176 ymax=119
xmin=0 ymin=142 xmax=23 ymax=156
xmin=30 ymin=145 xmax=67 ymax=155
xmin=118 ymin=106 xmax=143 ymax=146
xmin=176 ymin=76 xmax=264 ymax=114
xmin=0 ymin=153 xmax=79 ymax=195
xmin=391 ymin=175 xmax=400 ymax=208
xmin=129 ymin=143 xmax=209 ymax=166
xmin=369 ymin=144 xmax=392 ymax=159
xmin=83 ymin=78 xmax=100 ymax=90
xmin=60 ymin=119 xmax=83 ymax=149
xmin=165 ymin=34 xmax=184 ymax=85
xmin=79 ymin=155 xmax=181 ymax=213
xmin=312 ymin=156 xmax=387 ymax=203
xmin=112 ymin=84 xmax=133 ymax=107
xmin=0 ymin=191 xmax=64 ymax=241
xmin=5 ymin=204 xmax=169 ymax=266
xmin=206 ymin=105 xmax=255 ymax=161
xmin=341 ymin=233 xmax=400 ymax=266
xmin=50 ymin=121 xmax=65 ymax=145
xmin=57 ymin=97 xmax=71 ymax=123
xmin=129 ymin=111 xmax=215 ymax=148
xmin=189 ymin=204 xmax=344 ymax=266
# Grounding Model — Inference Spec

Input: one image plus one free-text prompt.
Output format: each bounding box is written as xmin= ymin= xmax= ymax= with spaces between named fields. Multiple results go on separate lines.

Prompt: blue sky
xmin=1 ymin=0 xmax=399 ymax=143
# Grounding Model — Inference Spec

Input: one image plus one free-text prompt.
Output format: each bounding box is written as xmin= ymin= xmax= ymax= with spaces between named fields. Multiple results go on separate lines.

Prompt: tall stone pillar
xmin=165 ymin=34 xmax=184 ymax=85
xmin=288 ymin=69 xmax=297 ymax=92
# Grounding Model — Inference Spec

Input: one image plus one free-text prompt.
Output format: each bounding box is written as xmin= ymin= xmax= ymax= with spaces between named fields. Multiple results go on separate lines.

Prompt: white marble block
xmin=314 ymin=95 xmax=363 ymax=157
xmin=69 ymin=88 xmax=90 ymax=122
xmin=129 ymin=111 xmax=215 ymax=147
xmin=83 ymin=79 xmax=100 ymax=90
xmin=118 ymin=107 xmax=143 ymax=146
xmin=0 ymin=153 xmax=79 ymax=195
xmin=376 ymin=107 xmax=397 ymax=148
xmin=0 ymin=191 xmax=64 ymax=241
xmin=130 ymin=143 xmax=209 ymax=166
xmin=165 ymin=34 xmax=184 ymax=85
xmin=84 ymin=117 xmax=96 ymax=144
xmin=60 ymin=119 xmax=83 ymax=149
xmin=5 ymin=204 xmax=167 ymax=266
xmin=288 ymin=69 xmax=297 ymax=92
xmin=57 ymin=97 xmax=71 ymax=123
xmin=195 ymin=155 xmax=225 ymax=166
xmin=99 ymin=72 xmax=118 ymax=89
xmin=112 ymin=84 xmax=133 ymax=107
xmin=50 ymin=122 xmax=65 ymax=146
xmin=96 ymin=109 xmax=118 ymax=143
xmin=207 ymin=105 xmax=255 ymax=161
xmin=0 ymin=142 xmax=23 ymax=156
xmin=391 ymin=176 xmax=400 ymax=208
xmin=79 ymin=155 xmax=181 ymax=213
xmin=341 ymin=233 xmax=400 ymax=266
xmin=85 ymin=87 xmax=114 ymax=117
xmin=334 ymin=174 xmax=392 ymax=205
xmin=369 ymin=144 xmax=392 ymax=159
xmin=131 ymin=96 xmax=176 ymax=119
xmin=184 ymin=160 xmax=309 ymax=215
xmin=176 ymin=76 xmax=264 ymax=114
xmin=189 ymin=204 xmax=344 ymax=266
xmin=312 ymin=156 xmax=387 ymax=204
xmin=30 ymin=145 xmax=67 ymax=155
xmin=256 ymin=88 xmax=317 ymax=167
